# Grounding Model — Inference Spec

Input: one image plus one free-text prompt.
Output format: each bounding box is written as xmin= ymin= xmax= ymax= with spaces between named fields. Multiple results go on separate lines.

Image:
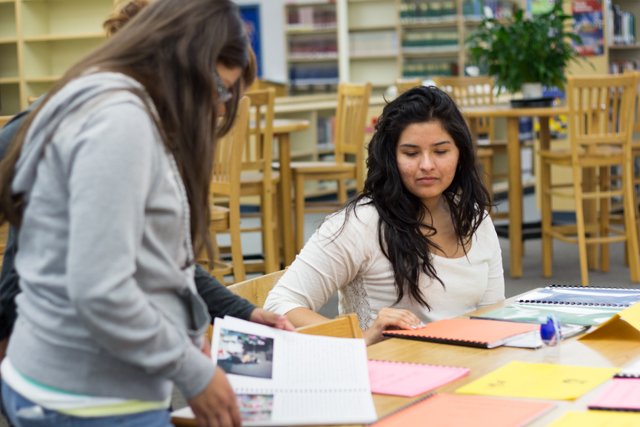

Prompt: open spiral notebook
xmin=171 ymin=316 xmax=376 ymax=426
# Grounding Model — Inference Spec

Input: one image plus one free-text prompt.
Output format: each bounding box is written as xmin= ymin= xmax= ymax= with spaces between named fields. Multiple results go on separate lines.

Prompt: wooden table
xmin=173 ymin=295 xmax=639 ymax=427
xmin=361 ymin=295 xmax=640 ymax=426
xmin=272 ymin=118 xmax=310 ymax=266
xmin=463 ymin=105 xmax=568 ymax=278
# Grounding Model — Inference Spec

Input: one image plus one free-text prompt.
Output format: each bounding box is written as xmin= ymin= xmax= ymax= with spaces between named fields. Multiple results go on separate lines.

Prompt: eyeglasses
xmin=214 ymin=72 xmax=233 ymax=104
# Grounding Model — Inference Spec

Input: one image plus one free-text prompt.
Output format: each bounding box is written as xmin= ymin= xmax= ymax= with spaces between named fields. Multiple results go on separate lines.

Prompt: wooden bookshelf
xmin=283 ymin=0 xmax=525 ymax=93
xmin=0 ymin=0 xmax=113 ymax=115
xmin=606 ymin=0 xmax=640 ymax=73
xmin=284 ymin=1 xmax=339 ymax=94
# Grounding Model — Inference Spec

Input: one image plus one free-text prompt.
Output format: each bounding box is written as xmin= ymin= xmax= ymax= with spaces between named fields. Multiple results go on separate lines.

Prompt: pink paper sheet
xmin=368 ymin=359 xmax=469 ymax=397
xmin=589 ymin=378 xmax=640 ymax=411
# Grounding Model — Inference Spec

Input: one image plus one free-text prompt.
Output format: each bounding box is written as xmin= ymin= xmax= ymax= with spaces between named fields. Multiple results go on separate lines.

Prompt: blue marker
xmin=540 ymin=314 xmax=561 ymax=346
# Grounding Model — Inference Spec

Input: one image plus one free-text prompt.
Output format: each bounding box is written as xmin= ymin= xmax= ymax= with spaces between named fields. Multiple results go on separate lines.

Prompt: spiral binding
xmin=382 ymin=331 xmax=490 ymax=348
xmin=517 ymin=284 xmax=640 ymax=308
xmin=369 ymin=359 xmax=466 ymax=370
xmin=549 ymin=284 xmax=639 ymax=291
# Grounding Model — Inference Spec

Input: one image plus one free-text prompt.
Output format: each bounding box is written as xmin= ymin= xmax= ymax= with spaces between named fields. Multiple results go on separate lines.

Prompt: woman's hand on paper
xmin=188 ymin=366 xmax=241 ymax=427
xmin=364 ymin=307 xmax=422 ymax=346
xmin=249 ymin=308 xmax=295 ymax=331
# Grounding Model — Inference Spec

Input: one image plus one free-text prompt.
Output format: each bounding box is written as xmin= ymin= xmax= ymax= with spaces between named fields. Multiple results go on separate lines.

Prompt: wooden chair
xmin=290 ymin=82 xmax=372 ymax=251
xmin=538 ymin=74 xmax=640 ymax=286
xmin=226 ymin=269 xmax=285 ymax=307
xmin=0 ymin=223 xmax=8 ymax=270
xmin=395 ymin=78 xmax=422 ymax=95
xmin=238 ymin=88 xmax=279 ymax=274
xmin=0 ymin=116 xmax=12 ymax=127
xmin=611 ymin=70 xmax=640 ymax=256
xmin=627 ymin=70 xmax=640 ymax=243
xmin=432 ymin=76 xmax=503 ymax=209
xmin=204 ymin=96 xmax=250 ymax=284
xmin=296 ymin=313 xmax=363 ymax=339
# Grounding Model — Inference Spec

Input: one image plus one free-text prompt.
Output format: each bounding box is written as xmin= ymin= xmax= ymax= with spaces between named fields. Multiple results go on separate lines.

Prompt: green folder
xmin=473 ymin=303 xmax=621 ymax=326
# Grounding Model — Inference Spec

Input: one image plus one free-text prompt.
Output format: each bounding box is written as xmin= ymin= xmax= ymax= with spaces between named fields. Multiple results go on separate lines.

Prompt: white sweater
xmin=265 ymin=203 xmax=505 ymax=329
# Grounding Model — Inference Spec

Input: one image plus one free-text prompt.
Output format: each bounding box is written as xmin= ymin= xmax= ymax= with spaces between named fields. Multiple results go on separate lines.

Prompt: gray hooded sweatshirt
xmin=7 ymin=72 xmax=214 ymax=402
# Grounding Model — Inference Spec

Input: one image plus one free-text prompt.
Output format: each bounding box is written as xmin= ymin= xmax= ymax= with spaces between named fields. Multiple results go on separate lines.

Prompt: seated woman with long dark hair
xmin=265 ymin=86 xmax=505 ymax=345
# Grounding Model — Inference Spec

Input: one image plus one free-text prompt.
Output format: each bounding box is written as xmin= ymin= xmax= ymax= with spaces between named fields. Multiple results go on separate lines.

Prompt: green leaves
xmin=466 ymin=2 xmax=583 ymax=94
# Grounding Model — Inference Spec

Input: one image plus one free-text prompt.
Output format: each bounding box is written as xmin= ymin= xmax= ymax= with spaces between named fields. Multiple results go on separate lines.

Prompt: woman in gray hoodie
xmin=0 ymin=1 xmax=250 ymax=426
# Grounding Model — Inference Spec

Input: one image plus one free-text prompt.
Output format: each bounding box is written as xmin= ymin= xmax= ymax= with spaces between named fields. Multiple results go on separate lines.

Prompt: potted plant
xmin=466 ymin=1 xmax=583 ymax=101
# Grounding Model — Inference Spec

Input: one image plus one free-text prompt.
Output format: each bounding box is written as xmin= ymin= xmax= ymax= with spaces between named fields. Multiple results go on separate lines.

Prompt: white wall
xmin=235 ymin=0 xmax=287 ymax=83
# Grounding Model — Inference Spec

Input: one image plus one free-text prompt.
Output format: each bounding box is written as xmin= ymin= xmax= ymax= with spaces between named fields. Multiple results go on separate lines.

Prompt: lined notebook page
xmin=368 ymin=360 xmax=469 ymax=397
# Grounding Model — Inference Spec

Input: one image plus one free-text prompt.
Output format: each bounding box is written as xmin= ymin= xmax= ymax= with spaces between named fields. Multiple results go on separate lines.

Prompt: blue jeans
xmin=1 ymin=381 xmax=174 ymax=427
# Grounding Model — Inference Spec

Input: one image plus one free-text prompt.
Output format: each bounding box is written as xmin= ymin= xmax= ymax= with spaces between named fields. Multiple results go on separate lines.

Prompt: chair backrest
xmin=210 ymin=96 xmax=249 ymax=198
xmin=565 ymin=74 xmax=637 ymax=158
xmin=624 ymin=70 xmax=640 ymax=134
xmin=226 ymin=269 xmax=285 ymax=307
xmin=296 ymin=313 xmax=363 ymax=339
xmin=433 ymin=76 xmax=495 ymax=138
xmin=244 ymin=88 xmax=275 ymax=183
xmin=395 ymin=78 xmax=422 ymax=95
xmin=334 ymin=82 xmax=372 ymax=190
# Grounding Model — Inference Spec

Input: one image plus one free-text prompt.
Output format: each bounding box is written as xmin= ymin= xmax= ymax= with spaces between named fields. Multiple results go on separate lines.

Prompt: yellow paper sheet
xmin=581 ymin=302 xmax=640 ymax=341
xmin=549 ymin=411 xmax=640 ymax=427
xmin=456 ymin=361 xmax=618 ymax=400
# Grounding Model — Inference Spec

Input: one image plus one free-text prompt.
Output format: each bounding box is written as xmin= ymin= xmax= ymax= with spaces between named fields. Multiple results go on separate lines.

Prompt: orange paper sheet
xmin=371 ymin=393 xmax=554 ymax=427
xmin=384 ymin=318 xmax=539 ymax=348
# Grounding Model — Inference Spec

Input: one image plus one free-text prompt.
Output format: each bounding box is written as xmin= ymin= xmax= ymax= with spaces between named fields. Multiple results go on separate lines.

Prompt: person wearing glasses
xmin=265 ymin=86 xmax=505 ymax=346
xmin=0 ymin=0 xmax=291 ymax=391
xmin=0 ymin=1 xmax=261 ymax=426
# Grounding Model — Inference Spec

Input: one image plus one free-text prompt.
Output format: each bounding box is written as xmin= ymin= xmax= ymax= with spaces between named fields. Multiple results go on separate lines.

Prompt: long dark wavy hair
xmin=344 ymin=85 xmax=491 ymax=308
xmin=0 ymin=0 xmax=254 ymax=258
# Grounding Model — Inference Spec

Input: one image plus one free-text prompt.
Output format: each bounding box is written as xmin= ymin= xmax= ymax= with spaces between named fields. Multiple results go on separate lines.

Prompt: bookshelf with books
xmin=398 ymin=0 xmax=461 ymax=78
xmin=346 ymin=0 xmax=399 ymax=89
xmin=606 ymin=0 xmax=640 ymax=73
xmin=397 ymin=0 xmax=519 ymax=79
xmin=285 ymin=1 xmax=340 ymax=94
xmin=0 ymin=0 xmax=113 ymax=115
xmin=283 ymin=0 xmax=523 ymax=93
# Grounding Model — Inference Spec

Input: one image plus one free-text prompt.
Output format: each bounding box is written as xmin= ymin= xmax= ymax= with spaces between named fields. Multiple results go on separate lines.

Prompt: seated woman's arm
xmin=285 ymin=307 xmax=331 ymax=327
xmin=265 ymin=208 xmax=422 ymax=345
xmin=265 ymin=209 xmax=371 ymax=318
xmin=478 ymin=215 xmax=506 ymax=306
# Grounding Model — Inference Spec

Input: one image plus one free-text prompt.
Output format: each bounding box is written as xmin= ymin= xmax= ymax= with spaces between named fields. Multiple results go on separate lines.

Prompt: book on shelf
xmin=608 ymin=3 xmax=637 ymax=45
xmin=368 ymin=359 xmax=469 ymax=397
xmin=171 ymin=316 xmax=376 ymax=426
xmin=370 ymin=393 xmax=554 ymax=427
xmin=382 ymin=317 xmax=539 ymax=349
xmin=516 ymin=285 xmax=640 ymax=308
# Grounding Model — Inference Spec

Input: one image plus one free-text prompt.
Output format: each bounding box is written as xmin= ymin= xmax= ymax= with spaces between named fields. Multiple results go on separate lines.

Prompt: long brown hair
xmin=0 ymin=0 xmax=253 ymax=258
